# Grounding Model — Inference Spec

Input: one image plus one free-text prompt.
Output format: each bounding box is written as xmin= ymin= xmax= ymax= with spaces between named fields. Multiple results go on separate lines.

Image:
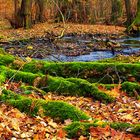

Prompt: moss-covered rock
xmin=95 ymin=83 xmax=116 ymax=90
xmin=121 ymin=81 xmax=140 ymax=97
xmin=1 ymin=89 xmax=90 ymax=121
xmin=110 ymin=122 xmax=131 ymax=130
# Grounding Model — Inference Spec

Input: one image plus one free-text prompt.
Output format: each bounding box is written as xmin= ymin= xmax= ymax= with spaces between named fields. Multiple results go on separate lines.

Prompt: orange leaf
xmin=57 ymin=129 xmax=66 ymax=138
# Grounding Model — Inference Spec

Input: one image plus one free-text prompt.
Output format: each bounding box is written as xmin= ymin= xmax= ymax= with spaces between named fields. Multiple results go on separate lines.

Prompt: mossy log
xmin=65 ymin=121 xmax=140 ymax=138
xmin=46 ymin=76 xmax=114 ymax=102
xmin=1 ymin=89 xmax=90 ymax=122
xmin=0 ymin=54 xmax=15 ymax=65
xmin=0 ymin=66 xmax=42 ymax=85
xmin=1 ymin=53 xmax=140 ymax=83
xmin=20 ymin=85 xmax=46 ymax=95
xmin=0 ymin=67 xmax=6 ymax=85
xmin=21 ymin=61 xmax=140 ymax=83
xmin=0 ymin=66 xmax=114 ymax=102
xmin=121 ymin=82 xmax=140 ymax=98
xmin=0 ymin=74 xmax=6 ymax=85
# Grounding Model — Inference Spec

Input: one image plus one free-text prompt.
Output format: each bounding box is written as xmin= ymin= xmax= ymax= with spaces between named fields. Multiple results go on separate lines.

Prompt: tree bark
xmin=38 ymin=0 xmax=46 ymax=22
xmin=124 ymin=0 xmax=133 ymax=26
xmin=111 ymin=0 xmax=122 ymax=22
xmin=13 ymin=0 xmax=22 ymax=28
xmin=20 ymin=0 xmax=32 ymax=29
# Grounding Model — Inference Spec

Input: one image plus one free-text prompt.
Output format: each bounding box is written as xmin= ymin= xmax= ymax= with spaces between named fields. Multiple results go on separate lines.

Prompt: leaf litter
xmin=0 ymin=82 xmax=139 ymax=139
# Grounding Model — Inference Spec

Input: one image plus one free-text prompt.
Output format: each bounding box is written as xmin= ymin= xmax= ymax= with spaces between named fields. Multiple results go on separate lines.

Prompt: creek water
xmin=45 ymin=36 xmax=140 ymax=62
xmin=3 ymin=35 xmax=140 ymax=62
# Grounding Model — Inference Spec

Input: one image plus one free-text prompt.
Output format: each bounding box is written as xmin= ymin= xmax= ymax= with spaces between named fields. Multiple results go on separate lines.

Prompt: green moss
xmin=1 ymin=89 xmax=90 ymax=121
xmin=131 ymin=124 xmax=140 ymax=134
xmin=22 ymin=61 xmax=140 ymax=83
xmin=42 ymin=101 xmax=90 ymax=121
xmin=110 ymin=122 xmax=131 ymax=130
xmin=0 ymin=70 xmax=6 ymax=85
xmin=0 ymin=54 xmax=15 ymax=65
xmin=65 ymin=121 xmax=138 ymax=138
xmin=0 ymin=66 xmax=114 ymax=102
xmin=45 ymin=76 xmax=114 ymax=103
xmin=1 ymin=54 xmax=140 ymax=83
xmin=95 ymin=83 xmax=116 ymax=90
xmin=8 ymin=98 xmax=34 ymax=114
xmin=0 ymin=48 xmax=7 ymax=54
xmin=20 ymin=85 xmax=46 ymax=95
xmin=121 ymin=82 xmax=140 ymax=97
xmin=21 ymin=60 xmax=46 ymax=74
xmin=46 ymin=76 xmax=77 ymax=96
xmin=4 ymin=67 xmax=42 ymax=85
xmin=64 ymin=121 xmax=97 ymax=138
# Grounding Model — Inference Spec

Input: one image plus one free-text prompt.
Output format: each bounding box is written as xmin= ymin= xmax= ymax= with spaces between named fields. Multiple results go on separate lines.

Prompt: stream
xmin=45 ymin=36 xmax=140 ymax=62
xmin=2 ymin=34 xmax=140 ymax=62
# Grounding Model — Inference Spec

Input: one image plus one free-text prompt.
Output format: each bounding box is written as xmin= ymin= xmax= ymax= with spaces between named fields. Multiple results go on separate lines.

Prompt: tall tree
xmin=111 ymin=0 xmax=122 ymax=22
xmin=35 ymin=0 xmax=46 ymax=22
xmin=124 ymin=0 xmax=133 ymax=25
xmin=13 ymin=0 xmax=21 ymax=28
xmin=13 ymin=0 xmax=32 ymax=29
xmin=20 ymin=0 xmax=32 ymax=28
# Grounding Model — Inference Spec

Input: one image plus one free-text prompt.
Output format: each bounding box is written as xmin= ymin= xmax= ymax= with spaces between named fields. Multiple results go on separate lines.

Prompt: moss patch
xmin=45 ymin=76 xmax=114 ymax=103
xmin=65 ymin=121 xmax=139 ymax=138
xmin=22 ymin=61 xmax=140 ymax=83
xmin=121 ymin=81 xmax=140 ymax=97
xmin=1 ymin=89 xmax=90 ymax=122
xmin=0 ymin=66 xmax=114 ymax=102
xmin=0 ymin=54 xmax=15 ymax=66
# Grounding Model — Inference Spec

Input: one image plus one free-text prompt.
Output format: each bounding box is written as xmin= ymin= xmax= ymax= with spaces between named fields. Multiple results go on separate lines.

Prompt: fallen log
xmin=1 ymin=89 xmax=90 ymax=122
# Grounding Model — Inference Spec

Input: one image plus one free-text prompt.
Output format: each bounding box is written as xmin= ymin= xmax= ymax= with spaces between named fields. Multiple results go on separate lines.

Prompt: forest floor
xmin=0 ymin=81 xmax=140 ymax=139
xmin=0 ymin=22 xmax=126 ymax=42
xmin=0 ymin=22 xmax=128 ymax=59
xmin=0 ymin=22 xmax=140 ymax=139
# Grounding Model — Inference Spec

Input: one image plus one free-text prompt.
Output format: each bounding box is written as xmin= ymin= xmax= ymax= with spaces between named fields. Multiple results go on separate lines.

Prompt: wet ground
xmin=1 ymin=33 xmax=140 ymax=62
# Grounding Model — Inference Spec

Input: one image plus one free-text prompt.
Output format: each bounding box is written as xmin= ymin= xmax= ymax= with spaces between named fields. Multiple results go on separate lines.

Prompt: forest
xmin=0 ymin=0 xmax=140 ymax=139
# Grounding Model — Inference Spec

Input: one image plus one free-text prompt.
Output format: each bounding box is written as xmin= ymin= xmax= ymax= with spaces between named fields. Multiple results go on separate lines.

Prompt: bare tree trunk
xmin=124 ymin=0 xmax=133 ymax=25
xmin=13 ymin=0 xmax=21 ymax=28
xmin=35 ymin=0 xmax=46 ymax=22
xmin=110 ymin=0 xmax=122 ymax=23
xmin=20 ymin=0 xmax=32 ymax=29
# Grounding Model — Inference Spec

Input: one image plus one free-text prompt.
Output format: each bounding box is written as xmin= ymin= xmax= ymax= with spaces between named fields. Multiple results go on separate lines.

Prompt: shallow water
xmin=45 ymin=36 xmax=140 ymax=62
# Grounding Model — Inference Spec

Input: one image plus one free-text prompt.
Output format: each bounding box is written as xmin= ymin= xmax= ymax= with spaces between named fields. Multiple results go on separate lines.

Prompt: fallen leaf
xmin=57 ymin=129 xmax=66 ymax=138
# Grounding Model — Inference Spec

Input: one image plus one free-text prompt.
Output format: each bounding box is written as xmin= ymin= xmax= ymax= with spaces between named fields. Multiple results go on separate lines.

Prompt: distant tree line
xmin=3 ymin=0 xmax=139 ymax=33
